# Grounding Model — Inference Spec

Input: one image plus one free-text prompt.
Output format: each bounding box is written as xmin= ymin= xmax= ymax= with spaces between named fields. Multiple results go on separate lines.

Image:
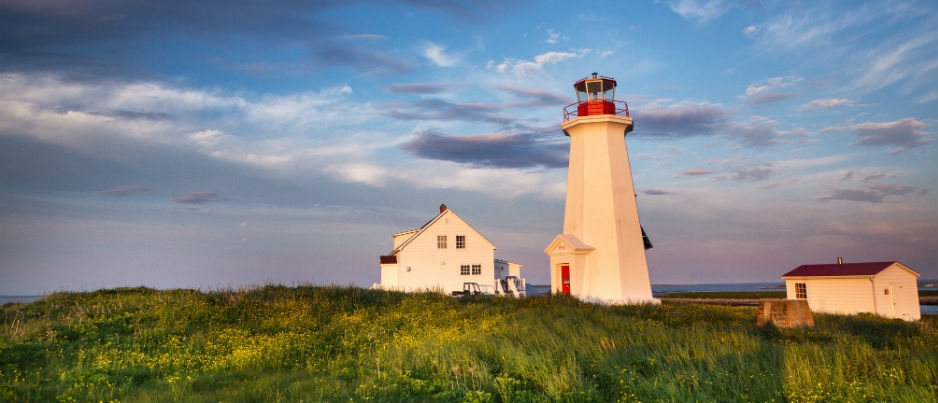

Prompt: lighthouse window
xmin=795 ymin=283 xmax=807 ymax=299
xmin=456 ymin=235 xmax=465 ymax=249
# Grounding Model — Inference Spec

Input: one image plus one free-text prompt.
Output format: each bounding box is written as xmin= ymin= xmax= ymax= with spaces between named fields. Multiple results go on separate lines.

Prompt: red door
xmin=561 ymin=265 xmax=570 ymax=294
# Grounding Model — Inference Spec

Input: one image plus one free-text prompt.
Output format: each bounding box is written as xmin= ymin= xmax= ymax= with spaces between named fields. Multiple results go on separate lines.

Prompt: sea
xmin=2 ymin=281 xmax=936 ymax=314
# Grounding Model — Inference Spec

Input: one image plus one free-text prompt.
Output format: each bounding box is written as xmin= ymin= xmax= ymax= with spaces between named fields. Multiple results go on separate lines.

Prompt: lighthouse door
xmin=561 ymin=265 xmax=571 ymax=294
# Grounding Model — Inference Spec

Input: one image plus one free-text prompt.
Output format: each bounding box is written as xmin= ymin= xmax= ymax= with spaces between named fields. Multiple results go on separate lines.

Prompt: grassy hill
xmin=2 ymin=285 xmax=936 ymax=402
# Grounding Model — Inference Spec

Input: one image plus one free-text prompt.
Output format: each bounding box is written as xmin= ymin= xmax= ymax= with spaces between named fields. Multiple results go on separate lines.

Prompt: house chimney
xmin=439 ymin=204 xmax=447 ymax=213
xmin=837 ymin=257 xmax=843 ymax=264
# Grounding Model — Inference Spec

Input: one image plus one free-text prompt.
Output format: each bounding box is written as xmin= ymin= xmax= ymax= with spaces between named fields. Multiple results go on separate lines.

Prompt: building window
xmin=795 ymin=283 xmax=807 ymax=299
xmin=437 ymin=235 xmax=447 ymax=249
xmin=471 ymin=264 xmax=481 ymax=275
xmin=460 ymin=265 xmax=470 ymax=275
xmin=456 ymin=235 xmax=466 ymax=249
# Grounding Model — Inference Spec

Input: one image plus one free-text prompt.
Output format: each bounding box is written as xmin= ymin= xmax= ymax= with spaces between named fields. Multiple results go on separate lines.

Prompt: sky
xmin=1 ymin=0 xmax=936 ymax=295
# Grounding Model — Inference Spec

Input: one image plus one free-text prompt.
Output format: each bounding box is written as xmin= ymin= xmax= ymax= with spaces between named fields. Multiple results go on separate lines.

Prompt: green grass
xmin=657 ymin=291 xmax=787 ymax=299
xmin=2 ymin=285 xmax=936 ymax=402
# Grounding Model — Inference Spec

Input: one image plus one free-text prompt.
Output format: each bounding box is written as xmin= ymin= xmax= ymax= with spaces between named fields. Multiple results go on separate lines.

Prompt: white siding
xmin=390 ymin=211 xmax=495 ymax=294
xmin=797 ymin=278 xmax=875 ymax=315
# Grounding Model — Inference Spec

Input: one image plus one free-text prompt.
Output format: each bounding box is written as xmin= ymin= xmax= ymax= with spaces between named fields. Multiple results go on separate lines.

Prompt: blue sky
xmin=1 ymin=0 xmax=936 ymax=294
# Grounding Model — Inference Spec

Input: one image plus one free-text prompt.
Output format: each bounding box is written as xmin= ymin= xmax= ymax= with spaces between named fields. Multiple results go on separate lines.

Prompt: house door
xmin=561 ymin=265 xmax=570 ymax=294
xmin=887 ymin=283 xmax=898 ymax=317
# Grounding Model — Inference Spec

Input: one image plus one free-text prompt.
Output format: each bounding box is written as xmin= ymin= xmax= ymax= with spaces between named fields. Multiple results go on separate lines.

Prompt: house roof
xmin=383 ymin=205 xmax=496 ymax=257
xmin=781 ymin=261 xmax=919 ymax=279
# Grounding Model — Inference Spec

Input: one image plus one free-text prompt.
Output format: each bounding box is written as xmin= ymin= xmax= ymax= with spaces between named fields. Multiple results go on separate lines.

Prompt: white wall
xmin=871 ymin=265 xmax=921 ymax=321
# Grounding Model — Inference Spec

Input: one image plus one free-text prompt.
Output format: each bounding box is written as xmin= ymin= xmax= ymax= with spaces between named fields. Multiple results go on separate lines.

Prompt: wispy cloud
xmin=96 ymin=186 xmax=151 ymax=197
xmin=683 ymin=168 xmax=714 ymax=176
xmin=495 ymin=85 xmax=568 ymax=105
xmin=174 ymin=191 xmax=222 ymax=204
xmin=661 ymin=0 xmax=734 ymax=23
xmin=815 ymin=182 xmax=925 ymax=203
xmin=384 ymin=83 xmax=449 ymax=94
xmin=852 ymin=30 xmax=938 ymax=94
xmin=798 ymin=98 xmax=859 ymax=111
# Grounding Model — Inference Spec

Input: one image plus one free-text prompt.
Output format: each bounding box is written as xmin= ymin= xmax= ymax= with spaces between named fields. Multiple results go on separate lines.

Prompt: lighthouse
xmin=544 ymin=73 xmax=658 ymax=304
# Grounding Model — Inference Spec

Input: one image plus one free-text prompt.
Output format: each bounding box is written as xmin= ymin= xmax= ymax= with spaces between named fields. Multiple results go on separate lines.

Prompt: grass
xmin=657 ymin=291 xmax=787 ymax=299
xmin=1 ymin=285 xmax=936 ymax=402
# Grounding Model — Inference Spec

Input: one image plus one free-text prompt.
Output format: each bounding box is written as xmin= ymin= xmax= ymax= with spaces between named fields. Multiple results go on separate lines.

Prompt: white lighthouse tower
xmin=544 ymin=73 xmax=657 ymax=304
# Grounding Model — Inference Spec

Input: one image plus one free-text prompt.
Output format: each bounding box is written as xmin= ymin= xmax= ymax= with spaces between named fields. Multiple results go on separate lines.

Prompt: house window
xmin=471 ymin=264 xmax=481 ymax=275
xmin=460 ymin=265 xmax=470 ymax=275
xmin=456 ymin=235 xmax=466 ymax=249
xmin=795 ymin=283 xmax=807 ymax=299
xmin=437 ymin=235 xmax=447 ymax=249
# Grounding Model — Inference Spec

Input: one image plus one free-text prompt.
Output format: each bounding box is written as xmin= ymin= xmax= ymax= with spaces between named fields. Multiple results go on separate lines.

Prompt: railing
xmin=562 ymin=100 xmax=630 ymax=121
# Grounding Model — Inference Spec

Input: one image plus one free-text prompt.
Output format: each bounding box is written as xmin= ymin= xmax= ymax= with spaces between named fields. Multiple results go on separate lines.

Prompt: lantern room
xmin=563 ymin=72 xmax=630 ymax=121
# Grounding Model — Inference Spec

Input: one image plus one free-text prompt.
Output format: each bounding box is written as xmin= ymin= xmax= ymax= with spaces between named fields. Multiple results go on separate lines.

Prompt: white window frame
xmin=437 ymin=235 xmax=447 ymax=249
xmin=456 ymin=235 xmax=466 ymax=249
xmin=795 ymin=283 xmax=807 ymax=299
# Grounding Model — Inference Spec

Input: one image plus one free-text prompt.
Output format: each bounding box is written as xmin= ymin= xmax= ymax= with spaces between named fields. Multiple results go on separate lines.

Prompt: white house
xmin=781 ymin=261 xmax=921 ymax=321
xmin=378 ymin=204 xmax=525 ymax=296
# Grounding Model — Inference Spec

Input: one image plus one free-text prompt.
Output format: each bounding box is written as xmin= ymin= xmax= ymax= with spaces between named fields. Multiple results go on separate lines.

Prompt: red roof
xmin=781 ymin=261 xmax=914 ymax=278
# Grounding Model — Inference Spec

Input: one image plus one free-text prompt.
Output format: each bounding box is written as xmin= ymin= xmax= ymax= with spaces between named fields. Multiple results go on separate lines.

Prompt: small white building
xmin=781 ymin=261 xmax=921 ymax=321
xmin=378 ymin=204 xmax=525 ymax=296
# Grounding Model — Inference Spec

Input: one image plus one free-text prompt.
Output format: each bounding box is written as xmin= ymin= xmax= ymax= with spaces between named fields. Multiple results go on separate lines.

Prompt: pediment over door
xmin=544 ymin=233 xmax=595 ymax=256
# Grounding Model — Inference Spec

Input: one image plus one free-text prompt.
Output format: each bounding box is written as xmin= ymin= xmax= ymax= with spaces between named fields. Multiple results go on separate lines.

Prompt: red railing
xmin=563 ymin=100 xmax=630 ymax=121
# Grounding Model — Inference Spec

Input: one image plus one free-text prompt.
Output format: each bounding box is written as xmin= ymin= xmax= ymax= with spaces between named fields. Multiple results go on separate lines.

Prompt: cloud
xmin=662 ymin=0 xmax=733 ymax=23
xmin=725 ymin=116 xmax=784 ymax=148
xmin=489 ymin=50 xmax=586 ymax=77
xmin=742 ymin=25 xmax=760 ymax=38
xmin=745 ymin=76 xmax=802 ymax=96
xmin=642 ymin=189 xmax=675 ymax=196
xmin=633 ymin=101 xmax=732 ymax=138
xmin=96 ymin=186 xmax=151 ymax=197
xmin=815 ymin=182 xmax=925 ymax=203
xmin=312 ymin=45 xmax=414 ymax=76
xmin=495 ymin=85 xmax=568 ymax=105
xmin=823 ymin=118 xmax=930 ymax=154
xmin=741 ymin=76 xmax=802 ymax=105
xmin=384 ymin=83 xmax=449 ymax=94
xmin=746 ymin=92 xmax=800 ymax=106
xmin=421 ymin=42 xmax=458 ymax=67
xmin=544 ymin=29 xmax=561 ymax=44
xmin=323 ymin=163 xmax=388 ymax=187
xmin=683 ymin=168 xmax=714 ymax=176
xmin=797 ymin=98 xmax=859 ymax=111
xmin=725 ymin=163 xmax=774 ymax=182
xmin=399 ymin=129 xmax=567 ymax=169
xmin=174 ymin=191 xmax=222 ymax=204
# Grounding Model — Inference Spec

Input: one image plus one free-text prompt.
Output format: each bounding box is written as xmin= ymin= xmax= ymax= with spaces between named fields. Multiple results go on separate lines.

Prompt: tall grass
xmin=1 ymin=285 xmax=935 ymax=402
